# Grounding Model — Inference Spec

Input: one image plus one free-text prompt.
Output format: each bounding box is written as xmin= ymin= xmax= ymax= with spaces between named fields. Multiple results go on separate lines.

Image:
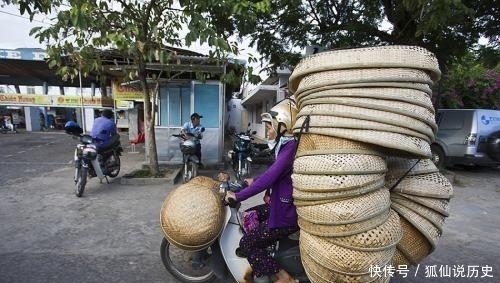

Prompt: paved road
xmin=0 ymin=131 xmax=499 ymax=283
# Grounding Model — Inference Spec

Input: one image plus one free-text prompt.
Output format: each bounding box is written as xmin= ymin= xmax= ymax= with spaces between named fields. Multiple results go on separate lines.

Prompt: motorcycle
xmin=227 ymin=124 xmax=257 ymax=181
xmin=65 ymin=124 xmax=123 ymax=197
xmin=160 ymin=180 xmax=309 ymax=283
xmin=172 ymin=128 xmax=204 ymax=183
xmin=0 ymin=120 xmax=16 ymax=134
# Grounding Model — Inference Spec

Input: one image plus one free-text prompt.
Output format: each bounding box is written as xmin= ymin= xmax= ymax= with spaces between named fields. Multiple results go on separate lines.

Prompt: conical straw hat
xmin=294 ymin=68 xmax=433 ymax=95
xmin=289 ymin=45 xmax=441 ymax=92
xmin=189 ymin=175 xmax=221 ymax=190
xmin=293 ymin=153 xmax=387 ymax=175
xmin=300 ymin=230 xmax=397 ymax=275
xmin=295 ymin=87 xmax=434 ymax=111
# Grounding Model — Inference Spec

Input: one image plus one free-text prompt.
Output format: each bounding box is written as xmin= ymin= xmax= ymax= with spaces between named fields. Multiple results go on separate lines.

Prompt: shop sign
xmin=112 ymin=79 xmax=144 ymax=100
xmin=0 ymin=94 xmax=51 ymax=105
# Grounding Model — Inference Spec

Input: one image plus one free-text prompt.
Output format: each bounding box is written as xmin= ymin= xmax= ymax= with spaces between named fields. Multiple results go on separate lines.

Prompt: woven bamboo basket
xmin=296 ymin=134 xmax=383 ymax=157
xmin=292 ymin=172 xmax=385 ymax=193
xmin=298 ymin=207 xmax=391 ymax=237
xmin=188 ymin=175 xmax=221 ymax=191
xmin=391 ymin=195 xmax=447 ymax=229
xmin=293 ymin=154 xmax=387 ymax=175
xmin=294 ymin=87 xmax=434 ymax=111
xmin=391 ymin=202 xmax=441 ymax=251
xmin=160 ymin=182 xmax=225 ymax=251
xmin=322 ymin=209 xmax=402 ymax=252
xmin=396 ymin=218 xmax=432 ymax=264
xmin=293 ymin=176 xmax=385 ymax=203
xmin=296 ymin=188 xmax=391 ymax=225
xmin=295 ymin=67 xmax=433 ymax=93
xmin=296 ymin=102 xmax=437 ymax=134
xmin=301 ymin=250 xmax=384 ymax=283
xmin=294 ymin=68 xmax=433 ymax=96
xmin=386 ymin=157 xmax=439 ymax=178
xmin=293 ymin=127 xmax=432 ymax=158
xmin=294 ymin=115 xmax=433 ymax=142
xmin=392 ymin=248 xmax=412 ymax=268
xmin=392 ymin=192 xmax=450 ymax=216
xmin=300 ymin=230 xmax=396 ymax=275
xmin=288 ymin=45 xmax=441 ymax=93
xmin=387 ymin=172 xmax=453 ymax=199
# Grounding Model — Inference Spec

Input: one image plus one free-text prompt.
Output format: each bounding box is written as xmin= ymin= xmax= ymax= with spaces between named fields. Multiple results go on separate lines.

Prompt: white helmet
xmin=261 ymin=98 xmax=298 ymax=135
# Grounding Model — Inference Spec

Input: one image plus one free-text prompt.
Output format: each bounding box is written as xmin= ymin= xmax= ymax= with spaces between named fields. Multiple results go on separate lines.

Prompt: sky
xmin=0 ymin=5 xmax=48 ymax=49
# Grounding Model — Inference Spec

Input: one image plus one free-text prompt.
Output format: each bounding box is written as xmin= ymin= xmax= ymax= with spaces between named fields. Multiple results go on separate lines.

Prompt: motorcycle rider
xmin=225 ymin=98 xmax=299 ymax=283
xmin=91 ymin=109 xmax=118 ymax=151
xmin=181 ymin=113 xmax=204 ymax=168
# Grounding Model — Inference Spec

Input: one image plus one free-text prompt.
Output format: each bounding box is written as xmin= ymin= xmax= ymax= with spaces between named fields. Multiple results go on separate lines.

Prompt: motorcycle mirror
xmin=252 ymin=131 xmax=257 ymax=135
xmin=247 ymin=122 xmax=251 ymax=127
xmin=201 ymin=127 xmax=205 ymax=132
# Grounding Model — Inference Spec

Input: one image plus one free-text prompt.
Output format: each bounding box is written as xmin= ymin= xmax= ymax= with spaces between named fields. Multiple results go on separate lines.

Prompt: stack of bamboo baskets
xmin=289 ymin=46 xmax=453 ymax=283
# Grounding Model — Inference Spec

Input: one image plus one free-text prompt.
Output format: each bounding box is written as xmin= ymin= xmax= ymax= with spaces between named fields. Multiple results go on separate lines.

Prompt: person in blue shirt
xmin=91 ymin=109 xmax=117 ymax=151
xmin=181 ymin=113 xmax=205 ymax=168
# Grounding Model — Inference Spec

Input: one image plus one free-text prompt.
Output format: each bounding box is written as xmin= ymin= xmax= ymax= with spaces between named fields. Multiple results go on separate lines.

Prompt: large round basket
xmin=160 ymin=182 xmax=225 ymax=251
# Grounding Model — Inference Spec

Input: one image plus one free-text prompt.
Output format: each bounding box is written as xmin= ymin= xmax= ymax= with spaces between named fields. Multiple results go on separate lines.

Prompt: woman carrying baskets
xmin=225 ymin=98 xmax=299 ymax=283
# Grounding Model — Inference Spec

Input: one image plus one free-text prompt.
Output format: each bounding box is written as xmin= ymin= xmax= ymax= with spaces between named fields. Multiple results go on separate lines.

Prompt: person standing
xmin=181 ymin=113 xmax=205 ymax=168
xmin=39 ymin=113 xmax=47 ymax=131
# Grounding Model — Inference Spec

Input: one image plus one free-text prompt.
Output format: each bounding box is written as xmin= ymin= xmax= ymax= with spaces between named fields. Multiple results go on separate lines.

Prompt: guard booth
xmin=113 ymin=79 xmax=227 ymax=166
xmin=156 ymin=81 xmax=223 ymax=165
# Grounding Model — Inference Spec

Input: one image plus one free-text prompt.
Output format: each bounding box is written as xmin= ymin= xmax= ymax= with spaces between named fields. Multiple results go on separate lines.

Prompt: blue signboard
xmin=0 ymin=48 xmax=47 ymax=61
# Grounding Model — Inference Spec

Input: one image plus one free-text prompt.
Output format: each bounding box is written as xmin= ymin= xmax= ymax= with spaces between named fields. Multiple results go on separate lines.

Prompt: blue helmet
xmin=64 ymin=121 xmax=83 ymax=134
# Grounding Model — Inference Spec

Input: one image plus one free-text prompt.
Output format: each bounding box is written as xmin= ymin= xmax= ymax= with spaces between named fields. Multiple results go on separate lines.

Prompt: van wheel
xmin=431 ymin=144 xmax=445 ymax=169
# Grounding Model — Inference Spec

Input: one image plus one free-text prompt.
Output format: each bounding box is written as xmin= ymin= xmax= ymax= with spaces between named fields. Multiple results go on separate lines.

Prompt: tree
xmin=5 ymin=0 xmax=270 ymax=175
xmin=197 ymin=0 xmax=498 ymax=86
xmin=439 ymin=49 xmax=500 ymax=109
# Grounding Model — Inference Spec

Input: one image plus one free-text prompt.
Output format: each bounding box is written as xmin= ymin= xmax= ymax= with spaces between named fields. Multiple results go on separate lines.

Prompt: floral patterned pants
xmin=239 ymin=204 xmax=299 ymax=278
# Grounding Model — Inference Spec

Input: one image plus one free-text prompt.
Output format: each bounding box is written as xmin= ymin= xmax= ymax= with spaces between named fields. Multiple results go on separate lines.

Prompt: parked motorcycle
xmin=227 ymin=124 xmax=256 ymax=181
xmin=172 ymin=128 xmax=204 ymax=183
xmin=65 ymin=122 xmax=123 ymax=197
xmin=0 ymin=120 xmax=16 ymax=134
xmin=160 ymin=180 xmax=309 ymax=283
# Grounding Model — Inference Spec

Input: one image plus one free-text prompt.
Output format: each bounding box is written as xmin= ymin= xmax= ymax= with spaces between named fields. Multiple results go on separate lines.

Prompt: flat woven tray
xmin=296 ymin=101 xmax=437 ymax=135
xmin=296 ymin=188 xmax=391 ymax=225
xmin=396 ymin=217 xmax=432 ymax=264
xmin=392 ymin=192 xmax=450 ymax=216
xmin=323 ymin=209 xmax=402 ymax=252
xmin=292 ymin=127 xmax=432 ymax=158
xmin=291 ymin=172 xmax=385 ymax=193
xmin=386 ymin=157 xmax=439 ymax=177
xmin=294 ymin=68 xmax=433 ymax=95
xmin=298 ymin=206 xmax=391 ymax=237
xmin=289 ymin=45 xmax=441 ymax=92
xmin=293 ymin=153 xmax=387 ymax=175
xmin=391 ymin=195 xmax=447 ymax=229
xmin=300 ymin=230 xmax=396 ymax=275
xmin=295 ymin=87 xmax=434 ymax=111
xmin=296 ymin=134 xmax=383 ymax=157
xmin=387 ymin=172 xmax=453 ymax=199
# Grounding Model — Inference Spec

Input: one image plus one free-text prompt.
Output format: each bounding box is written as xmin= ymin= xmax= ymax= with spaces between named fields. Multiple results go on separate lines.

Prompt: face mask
xmin=267 ymin=139 xmax=277 ymax=150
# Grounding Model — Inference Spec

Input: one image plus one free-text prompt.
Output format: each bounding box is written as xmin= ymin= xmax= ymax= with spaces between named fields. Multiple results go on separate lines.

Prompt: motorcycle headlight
xmin=82 ymin=145 xmax=98 ymax=160
xmin=227 ymin=150 xmax=234 ymax=159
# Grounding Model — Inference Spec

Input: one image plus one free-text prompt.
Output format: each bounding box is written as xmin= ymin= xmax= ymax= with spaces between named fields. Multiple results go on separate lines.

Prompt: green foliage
xmin=440 ymin=50 xmax=500 ymax=109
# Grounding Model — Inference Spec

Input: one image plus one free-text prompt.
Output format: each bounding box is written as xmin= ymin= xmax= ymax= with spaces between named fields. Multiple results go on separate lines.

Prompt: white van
xmin=431 ymin=109 xmax=500 ymax=167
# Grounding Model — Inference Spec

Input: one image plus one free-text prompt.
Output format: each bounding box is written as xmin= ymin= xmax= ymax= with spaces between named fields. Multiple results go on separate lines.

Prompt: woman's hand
xmin=263 ymin=194 xmax=271 ymax=205
xmin=225 ymin=191 xmax=236 ymax=203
